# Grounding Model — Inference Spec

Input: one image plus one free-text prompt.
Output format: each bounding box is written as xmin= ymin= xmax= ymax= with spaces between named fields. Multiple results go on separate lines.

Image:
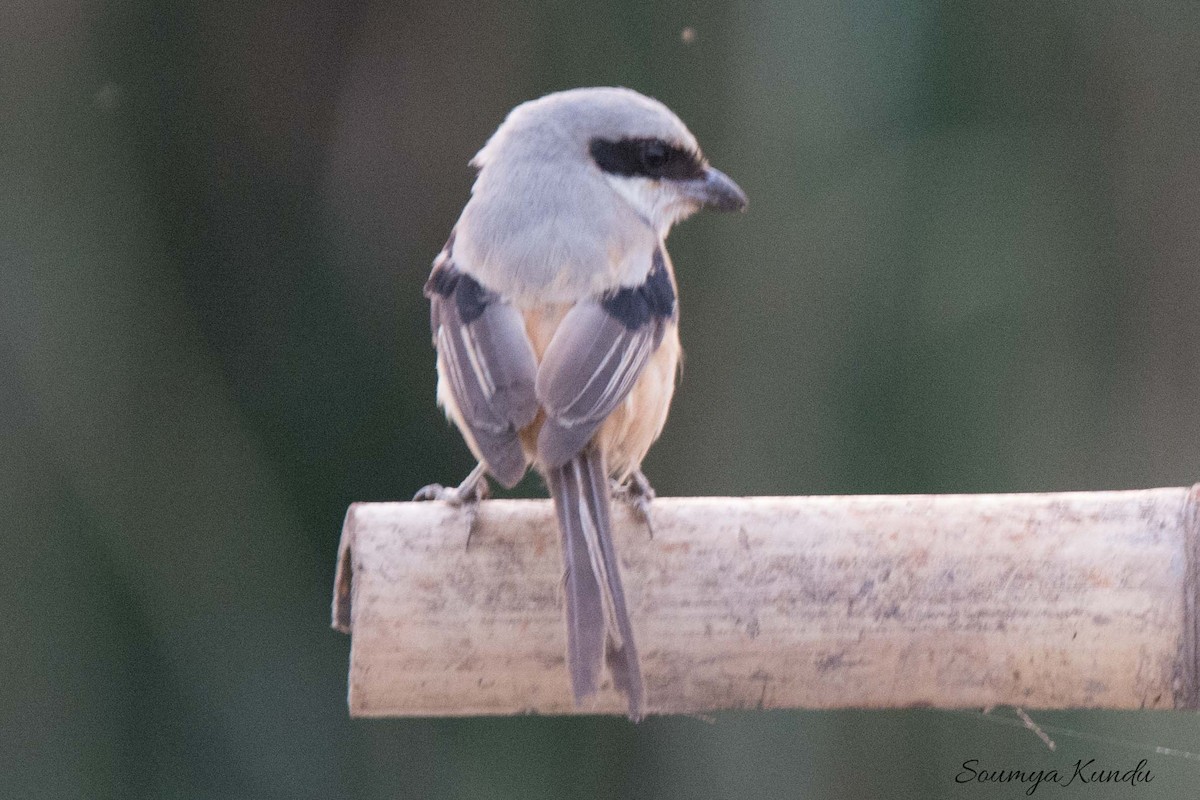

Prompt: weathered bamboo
xmin=333 ymin=487 xmax=1200 ymax=717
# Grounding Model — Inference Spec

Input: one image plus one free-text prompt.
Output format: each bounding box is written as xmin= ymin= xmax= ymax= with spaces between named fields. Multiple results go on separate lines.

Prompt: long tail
xmin=545 ymin=445 xmax=644 ymax=721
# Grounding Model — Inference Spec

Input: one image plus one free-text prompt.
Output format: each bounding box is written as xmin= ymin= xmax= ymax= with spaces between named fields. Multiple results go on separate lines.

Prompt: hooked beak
xmin=684 ymin=166 xmax=748 ymax=212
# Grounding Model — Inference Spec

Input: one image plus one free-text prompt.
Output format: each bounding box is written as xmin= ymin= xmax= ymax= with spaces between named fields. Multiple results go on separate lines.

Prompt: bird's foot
xmin=412 ymin=477 xmax=490 ymax=505
xmin=612 ymin=468 xmax=656 ymax=538
xmin=414 ymin=462 xmax=490 ymax=547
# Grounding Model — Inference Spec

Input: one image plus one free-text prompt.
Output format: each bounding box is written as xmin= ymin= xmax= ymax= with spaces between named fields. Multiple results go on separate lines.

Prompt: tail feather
xmin=547 ymin=459 xmax=605 ymax=702
xmin=578 ymin=448 xmax=643 ymax=718
xmin=547 ymin=446 xmax=644 ymax=721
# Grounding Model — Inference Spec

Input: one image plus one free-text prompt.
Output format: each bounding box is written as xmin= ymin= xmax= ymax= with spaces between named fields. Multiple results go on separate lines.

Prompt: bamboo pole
xmin=332 ymin=487 xmax=1200 ymax=717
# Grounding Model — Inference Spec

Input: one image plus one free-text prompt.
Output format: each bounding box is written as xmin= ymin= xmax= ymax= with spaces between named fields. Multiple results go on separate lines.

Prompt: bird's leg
xmin=612 ymin=468 xmax=656 ymax=538
xmin=413 ymin=461 xmax=491 ymax=503
xmin=413 ymin=462 xmax=490 ymax=547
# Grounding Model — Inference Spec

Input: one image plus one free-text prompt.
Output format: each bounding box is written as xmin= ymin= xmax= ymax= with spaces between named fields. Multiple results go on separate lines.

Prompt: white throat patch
xmin=603 ymin=174 xmax=698 ymax=237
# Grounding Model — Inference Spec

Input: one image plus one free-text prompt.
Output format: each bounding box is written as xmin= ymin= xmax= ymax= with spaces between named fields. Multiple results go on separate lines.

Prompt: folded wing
xmin=536 ymin=249 xmax=676 ymax=468
xmin=426 ymin=244 xmax=539 ymax=487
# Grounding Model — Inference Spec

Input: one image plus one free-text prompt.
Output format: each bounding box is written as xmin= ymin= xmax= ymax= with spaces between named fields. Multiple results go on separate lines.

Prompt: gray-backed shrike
xmin=416 ymin=87 xmax=747 ymax=720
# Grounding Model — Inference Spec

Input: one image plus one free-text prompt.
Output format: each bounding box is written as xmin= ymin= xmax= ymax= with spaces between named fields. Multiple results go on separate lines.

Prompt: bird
xmin=415 ymin=87 xmax=747 ymax=720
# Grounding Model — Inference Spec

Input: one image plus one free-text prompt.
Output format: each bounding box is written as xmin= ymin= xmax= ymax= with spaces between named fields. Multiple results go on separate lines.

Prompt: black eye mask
xmin=589 ymin=137 xmax=706 ymax=181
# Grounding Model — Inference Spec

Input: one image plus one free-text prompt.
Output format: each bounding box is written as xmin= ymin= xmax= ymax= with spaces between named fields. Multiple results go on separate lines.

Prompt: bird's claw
xmin=613 ymin=469 xmax=656 ymax=538
xmin=413 ymin=463 xmax=490 ymax=548
xmin=412 ymin=480 xmax=489 ymax=505
xmin=413 ymin=483 xmax=450 ymax=502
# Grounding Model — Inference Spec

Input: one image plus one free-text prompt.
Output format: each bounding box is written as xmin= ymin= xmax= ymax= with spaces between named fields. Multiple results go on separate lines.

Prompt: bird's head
xmin=471 ymin=87 xmax=747 ymax=237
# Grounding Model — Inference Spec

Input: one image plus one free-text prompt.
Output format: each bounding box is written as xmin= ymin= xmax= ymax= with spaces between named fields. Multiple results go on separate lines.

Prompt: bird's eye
xmin=641 ymin=141 xmax=668 ymax=170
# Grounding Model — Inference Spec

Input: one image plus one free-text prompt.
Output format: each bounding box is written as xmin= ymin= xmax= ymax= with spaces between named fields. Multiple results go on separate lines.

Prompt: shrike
xmin=416 ymin=87 xmax=747 ymax=720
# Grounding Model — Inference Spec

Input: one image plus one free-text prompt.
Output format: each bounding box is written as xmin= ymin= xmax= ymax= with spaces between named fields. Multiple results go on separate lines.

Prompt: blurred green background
xmin=4 ymin=0 xmax=1200 ymax=797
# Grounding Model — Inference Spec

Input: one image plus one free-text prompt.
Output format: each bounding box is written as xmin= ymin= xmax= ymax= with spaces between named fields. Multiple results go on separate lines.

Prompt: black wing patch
xmin=535 ymin=250 xmax=676 ymax=468
xmin=426 ymin=248 xmax=538 ymax=488
xmin=600 ymin=249 xmax=676 ymax=328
